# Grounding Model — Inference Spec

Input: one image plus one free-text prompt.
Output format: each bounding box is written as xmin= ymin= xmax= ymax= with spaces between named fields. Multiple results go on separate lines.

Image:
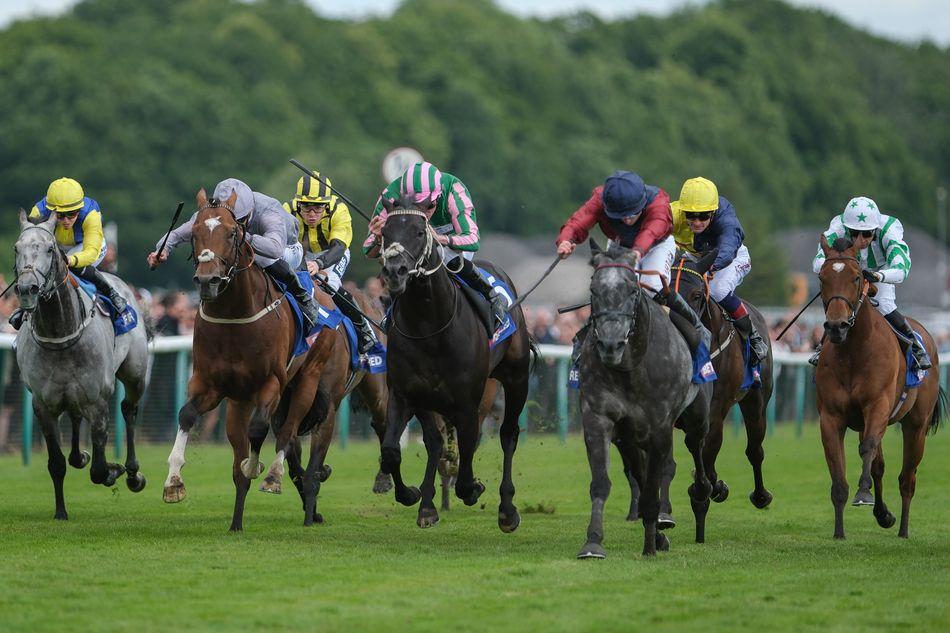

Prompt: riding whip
xmin=150 ymin=202 xmax=184 ymax=271
xmin=311 ymin=274 xmax=384 ymax=330
xmin=0 ymin=274 xmax=17 ymax=298
xmin=507 ymin=255 xmax=562 ymax=311
xmin=776 ymin=290 xmax=822 ymax=341
xmin=558 ymin=301 xmax=590 ymax=314
xmin=289 ymin=159 xmax=373 ymax=223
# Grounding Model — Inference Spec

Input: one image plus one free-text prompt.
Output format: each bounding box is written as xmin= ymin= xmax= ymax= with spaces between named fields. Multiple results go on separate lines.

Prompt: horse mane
xmin=831 ymin=236 xmax=854 ymax=253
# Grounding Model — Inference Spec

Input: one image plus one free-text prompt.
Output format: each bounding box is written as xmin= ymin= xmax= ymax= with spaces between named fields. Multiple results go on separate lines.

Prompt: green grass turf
xmin=1 ymin=423 xmax=948 ymax=632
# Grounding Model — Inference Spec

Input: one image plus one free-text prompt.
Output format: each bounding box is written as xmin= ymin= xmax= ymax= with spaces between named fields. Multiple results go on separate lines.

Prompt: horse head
xmin=672 ymin=248 xmax=718 ymax=317
xmin=14 ymin=208 xmax=64 ymax=312
xmin=818 ymin=234 xmax=866 ymax=344
xmin=191 ymin=188 xmax=245 ymax=301
xmin=379 ymin=194 xmax=437 ymax=296
xmin=588 ymin=238 xmax=642 ymax=367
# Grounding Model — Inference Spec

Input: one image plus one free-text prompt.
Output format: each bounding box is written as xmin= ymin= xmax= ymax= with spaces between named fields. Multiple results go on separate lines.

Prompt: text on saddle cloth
xmin=71 ymin=273 xmax=138 ymax=336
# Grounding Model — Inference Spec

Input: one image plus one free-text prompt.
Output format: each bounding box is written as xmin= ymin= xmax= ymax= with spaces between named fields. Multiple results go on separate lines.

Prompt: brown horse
xmin=816 ymin=236 xmax=945 ymax=539
xmin=161 ymin=189 xmax=335 ymax=531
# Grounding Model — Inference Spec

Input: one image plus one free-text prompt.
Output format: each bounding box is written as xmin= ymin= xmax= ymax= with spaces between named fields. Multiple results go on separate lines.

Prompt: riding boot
xmin=884 ymin=309 xmax=932 ymax=370
xmin=659 ymin=290 xmax=711 ymax=352
xmin=7 ymin=308 xmax=25 ymax=331
xmin=454 ymin=257 xmax=508 ymax=326
xmin=266 ymin=260 xmax=319 ymax=327
xmin=808 ymin=344 xmax=822 ymax=367
xmin=733 ymin=314 xmax=769 ymax=364
xmin=333 ymin=287 xmax=378 ymax=353
xmin=571 ymin=323 xmax=590 ymax=365
xmin=77 ymin=266 xmax=127 ymax=313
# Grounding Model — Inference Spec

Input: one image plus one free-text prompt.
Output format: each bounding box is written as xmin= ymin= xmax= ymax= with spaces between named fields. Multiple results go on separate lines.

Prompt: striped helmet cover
xmin=399 ymin=162 xmax=442 ymax=204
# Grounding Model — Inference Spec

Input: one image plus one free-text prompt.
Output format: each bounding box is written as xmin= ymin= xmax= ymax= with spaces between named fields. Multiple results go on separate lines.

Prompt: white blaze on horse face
xmin=165 ymin=428 xmax=189 ymax=486
xmin=832 ymin=263 xmax=846 ymax=273
xmin=197 ymin=249 xmax=215 ymax=263
xmin=203 ymin=217 xmax=222 ymax=234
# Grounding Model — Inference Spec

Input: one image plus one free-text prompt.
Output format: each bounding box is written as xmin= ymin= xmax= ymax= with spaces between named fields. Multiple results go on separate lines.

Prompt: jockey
xmin=363 ymin=161 xmax=508 ymax=326
xmin=9 ymin=177 xmax=126 ymax=330
xmin=671 ymin=177 xmax=768 ymax=363
xmin=284 ymin=172 xmax=378 ymax=353
xmin=811 ymin=196 xmax=930 ymax=369
xmin=147 ymin=178 xmax=320 ymax=327
xmin=557 ymin=170 xmax=711 ymax=353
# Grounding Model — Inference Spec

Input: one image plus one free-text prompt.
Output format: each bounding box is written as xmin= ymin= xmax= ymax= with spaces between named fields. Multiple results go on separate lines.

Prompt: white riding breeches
xmin=709 ymin=245 xmax=751 ymax=302
xmin=609 ymin=235 xmax=676 ymax=297
xmin=322 ymin=248 xmax=351 ymax=292
xmin=66 ymin=242 xmax=106 ymax=268
xmin=871 ymin=281 xmax=897 ymax=315
xmin=283 ymin=243 xmax=303 ymax=271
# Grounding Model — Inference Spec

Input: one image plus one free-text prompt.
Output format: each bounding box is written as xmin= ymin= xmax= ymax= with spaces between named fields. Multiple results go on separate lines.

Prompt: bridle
xmin=821 ymin=255 xmax=868 ymax=329
xmin=590 ymin=262 xmax=643 ymax=342
xmin=192 ymin=200 xmax=253 ymax=290
xmin=15 ymin=224 xmax=70 ymax=304
xmin=379 ymin=209 xmax=451 ymax=278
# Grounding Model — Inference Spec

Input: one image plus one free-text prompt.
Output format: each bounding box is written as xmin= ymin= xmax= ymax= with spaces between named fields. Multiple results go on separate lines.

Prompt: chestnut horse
xmin=161 ymin=189 xmax=335 ymax=531
xmin=816 ymin=236 xmax=945 ymax=539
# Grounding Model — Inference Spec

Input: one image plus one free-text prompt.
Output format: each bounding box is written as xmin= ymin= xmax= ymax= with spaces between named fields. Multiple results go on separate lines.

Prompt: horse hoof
xmin=317 ymin=464 xmax=332 ymax=482
xmin=54 ymin=509 xmax=68 ymax=521
xmin=656 ymin=532 xmax=670 ymax=552
xmin=240 ymin=459 xmax=264 ymax=480
xmin=876 ymin=511 xmax=896 ymax=529
xmin=372 ymin=472 xmax=393 ymax=494
xmin=711 ymin=481 xmax=730 ymax=503
xmin=417 ymin=508 xmax=440 ymax=528
xmin=395 ymin=486 xmax=422 ymax=507
xmin=577 ymin=542 xmax=606 ymax=559
xmin=626 ymin=511 xmax=640 ymax=522
xmin=259 ymin=477 xmax=282 ymax=494
xmin=69 ymin=450 xmax=90 ymax=469
xmin=657 ymin=512 xmax=676 ymax=530
xmin=750 ymin=489 xmax=773 ymax=509
xmin=851 ymin=490 xmax=874 ymax=506
xmin=163 ymin=477 xmax=187 ymax=503
xmin=461 ymin=480 xmax=486 ymax=507
xmin=126 ymin=472 xmax=147 ymax=493
xmin=313 ymin=512 xmax=324 ymax=524
xmin=498 ymin=509 xmax=521 ymax=533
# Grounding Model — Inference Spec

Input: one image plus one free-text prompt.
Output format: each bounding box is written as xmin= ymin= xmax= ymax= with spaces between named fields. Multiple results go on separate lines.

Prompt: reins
xmin=821 ymin=255 xmax=869 ymax=329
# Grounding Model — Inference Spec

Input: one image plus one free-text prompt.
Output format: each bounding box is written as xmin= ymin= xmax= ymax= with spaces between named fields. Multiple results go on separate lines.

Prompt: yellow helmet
xmin=294 ymin=172 xmax=333 ymax=206
xmin=46 ymin=177 xmax=85 ymax=212
xmin=677 ymin=177 xmax=719 ymax=213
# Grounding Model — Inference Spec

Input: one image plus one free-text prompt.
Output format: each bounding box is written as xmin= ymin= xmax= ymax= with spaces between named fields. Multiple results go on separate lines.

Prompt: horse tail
xmin=141 ymin=307 xmax=156 ymax=342
xmin=528 ymin=336 xmax=541 ymax=374
xmin=928 ymin=386 xmax=947 ymax=435
xmin=298 ymin=388 xmax=331 ymax=436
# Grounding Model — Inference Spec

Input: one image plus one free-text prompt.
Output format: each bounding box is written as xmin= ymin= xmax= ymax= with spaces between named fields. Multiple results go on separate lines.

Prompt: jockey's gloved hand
xmin=862 ymin=270 xmax=884 ymax=283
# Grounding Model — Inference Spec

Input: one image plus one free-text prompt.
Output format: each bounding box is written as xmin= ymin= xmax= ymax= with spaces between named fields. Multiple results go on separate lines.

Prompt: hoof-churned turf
xmin=1 ymin=425 xmax=948 ymax=632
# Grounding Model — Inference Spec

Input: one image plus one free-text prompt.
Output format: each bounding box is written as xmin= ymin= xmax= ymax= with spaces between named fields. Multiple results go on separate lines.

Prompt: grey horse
xmin=14 ymin=209 xmax=150 ymax=520
xmin=577 ymin=240 xmax=712 ymax=558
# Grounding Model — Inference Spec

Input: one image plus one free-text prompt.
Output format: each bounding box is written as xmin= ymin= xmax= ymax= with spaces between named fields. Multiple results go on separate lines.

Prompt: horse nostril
xmin=397 ymin=265 xmax=408 ymax=276
xmin=210 ymin=276 xmax=222 ymax=286
xmin=28 ymin=284 xmax=39 ymax=295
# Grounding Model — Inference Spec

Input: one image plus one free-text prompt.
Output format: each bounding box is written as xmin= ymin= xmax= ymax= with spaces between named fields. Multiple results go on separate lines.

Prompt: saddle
xmin=455 ymin=280 xmax=494 ymax=336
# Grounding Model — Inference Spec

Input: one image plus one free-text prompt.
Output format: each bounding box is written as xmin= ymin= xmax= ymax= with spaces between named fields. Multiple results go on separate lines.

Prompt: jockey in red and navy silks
xmin=556 ymin=170 xmax=711 ymax=352
xmin=671 ymin=177 xmax=768 ymax=363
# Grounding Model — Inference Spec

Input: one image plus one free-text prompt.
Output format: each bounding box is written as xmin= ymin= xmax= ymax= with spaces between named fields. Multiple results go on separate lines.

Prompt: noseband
xmin=379 ymin=209 xmax=451 ymax=278
xmin=591 ymin=262 xmax=642 ymax=341
xmin=192 ymin=200 xmax=251 ymax=288
xmin=821 ymin=255 xmax=868 ymax=329
xmin=15 ymin=224 xmax=69 ymax=303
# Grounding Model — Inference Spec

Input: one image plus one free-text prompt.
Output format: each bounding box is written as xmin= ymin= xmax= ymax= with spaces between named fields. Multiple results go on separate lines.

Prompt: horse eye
xmin=47 ymin=246 xmax=54 ymax=253
xmin=417 ymin=231 xmax=424 ymax=238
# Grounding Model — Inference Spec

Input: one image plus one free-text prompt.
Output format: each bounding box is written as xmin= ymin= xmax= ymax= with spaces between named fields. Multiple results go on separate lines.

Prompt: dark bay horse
xmin=669 ymin=250 xmax=774 ymax=508
xmin=161 ymin=189 xmax=335 ymax=531
xmin=14 ymin=210 xmax=150 ymax=519
xmin=260 ymin=287 xmax=393 ymax=525
xmin=378 ymin=196 xmax=535 ymax=530
xmin=577 ymin=240 xmax=712 ymax=558
xmin=816 ymin=236 xmax=944 ymax=539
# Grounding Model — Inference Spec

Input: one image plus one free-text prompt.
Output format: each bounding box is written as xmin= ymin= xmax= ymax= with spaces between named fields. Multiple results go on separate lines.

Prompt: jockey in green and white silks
xmin=811 ymin=196 xmax=930 ymax=369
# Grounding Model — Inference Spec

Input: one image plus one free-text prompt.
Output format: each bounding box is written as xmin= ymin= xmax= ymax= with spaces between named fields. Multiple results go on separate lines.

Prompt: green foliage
xmin=0 ymin=0 xmax=945 ymax=303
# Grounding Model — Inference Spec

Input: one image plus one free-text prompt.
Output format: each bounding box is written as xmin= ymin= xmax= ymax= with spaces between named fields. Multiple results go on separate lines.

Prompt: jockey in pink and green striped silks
xmin=364 ymin=161 xmax=508 ymax=326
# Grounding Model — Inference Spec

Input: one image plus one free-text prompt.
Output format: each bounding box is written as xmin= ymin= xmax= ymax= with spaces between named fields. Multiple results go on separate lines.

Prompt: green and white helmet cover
xmin=841 ymin=196 xmax=881 ymax=231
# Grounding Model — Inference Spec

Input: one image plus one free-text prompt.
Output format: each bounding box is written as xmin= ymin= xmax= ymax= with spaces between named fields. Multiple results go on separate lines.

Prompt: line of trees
xmin=0 ymin=0 xmax=946 ymax=303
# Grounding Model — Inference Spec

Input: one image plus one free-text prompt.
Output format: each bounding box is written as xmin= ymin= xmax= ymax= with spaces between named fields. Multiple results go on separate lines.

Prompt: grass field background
xmin=1 ymin=423 xmax=948 ymax=632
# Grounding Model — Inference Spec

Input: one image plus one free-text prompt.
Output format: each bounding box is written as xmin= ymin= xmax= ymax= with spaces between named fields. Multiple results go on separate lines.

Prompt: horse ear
xmin=226 ymin=190 xmax=238 ymax=210
xmin=696 ymin=248 xmax=719 ymax=275
xmin=819 ymin=234 xmax=833 ymax=257
xmin=589 ymin=238 xmax=603 ymax=257
xmin=42 ymin=211 xmax=57 ymax=232
xmin=382 ymin=197 xmax=394 ymax=213
xmin=18 ymin=208 xmax=29 ymax=228
xmin=196 ymin=188 xmax=208 ymax=207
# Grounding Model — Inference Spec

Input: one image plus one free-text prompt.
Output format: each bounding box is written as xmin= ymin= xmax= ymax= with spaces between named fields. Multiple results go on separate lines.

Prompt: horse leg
xmin=657 ymin=447 xmax=677 ymax=530
xmin=497 ymin=375 xmax=527 ymax=533
xmin=362 ymin=376 xmax=393 ymax=494
xmin=453 ymin=410 xmax=485 ymax=507
xmin=853 ymin=401 xmax=890 ymax=506
xmin=67 ymin=413 xmax=89 ymax=469
xmin=577 ymin=414 xmax=613 ymax=559
xmin=703 ymin=409 xmax=727 ymax=504
xmin=641 ymin=437 xmax=672 ymax=557
xmin=739 ymin=393 xmax=772 ymax=508
xmin=163 ymin=382 xmax=222 ymax=503
xmin=121 ymin=394 xmax=146 ymax=493
xmin=871 ymin=445 xmax=896 ymax=529
xmin=37 ymin=404 xmax=68 ymax=520
xmin=380 ymin=391 xmax=420 ymax=507
xmin=614 ymin=441 xmax=640 ymax=521
xmin=898 ymin=421 xmax=928 ymax=538
xmin=301 ymin=406 xmax=336 ymax=526
xmin=226 ymin=400 xmax=255 ymax=532
xmin=819 ymin=416 xmax=848 ymax=539
xmin=262 ymin=383 xmax=324 ymax=496
xmin=684 ymin=423 xmax=712 ymax=544
xmin=88 ymin=401 xmax=125 ymax=487
xmin=436 ymin=417 xmax=458 ymax=511
xmin=415 ymin=411 xmax=443 ymax=528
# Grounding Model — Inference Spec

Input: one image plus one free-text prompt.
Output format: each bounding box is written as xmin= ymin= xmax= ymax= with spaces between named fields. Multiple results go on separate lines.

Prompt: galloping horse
xmin=378 ymin=195 xmax=535 ymax=530
xmin=260 ymin=287 xmax=393 ymax=525
xmin=14 ymin=210 xmax=150 ymax=519
xmin=669 ymin=250 xmax=774 ymax=508
xmin=816 ymin=236 xmax=944 ymax=539
xmin=161 ymin=189 xmax=335 ymax=531
xmin=577 ymin=240 xmax=712 ymax=558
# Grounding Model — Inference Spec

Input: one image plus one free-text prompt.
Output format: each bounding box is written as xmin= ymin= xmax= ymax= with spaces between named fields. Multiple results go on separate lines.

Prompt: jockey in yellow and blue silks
xmin=284 ymin=172 xmax=378 ymax=353
xmin=9 ymin=178 xmax=126 ymax=330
